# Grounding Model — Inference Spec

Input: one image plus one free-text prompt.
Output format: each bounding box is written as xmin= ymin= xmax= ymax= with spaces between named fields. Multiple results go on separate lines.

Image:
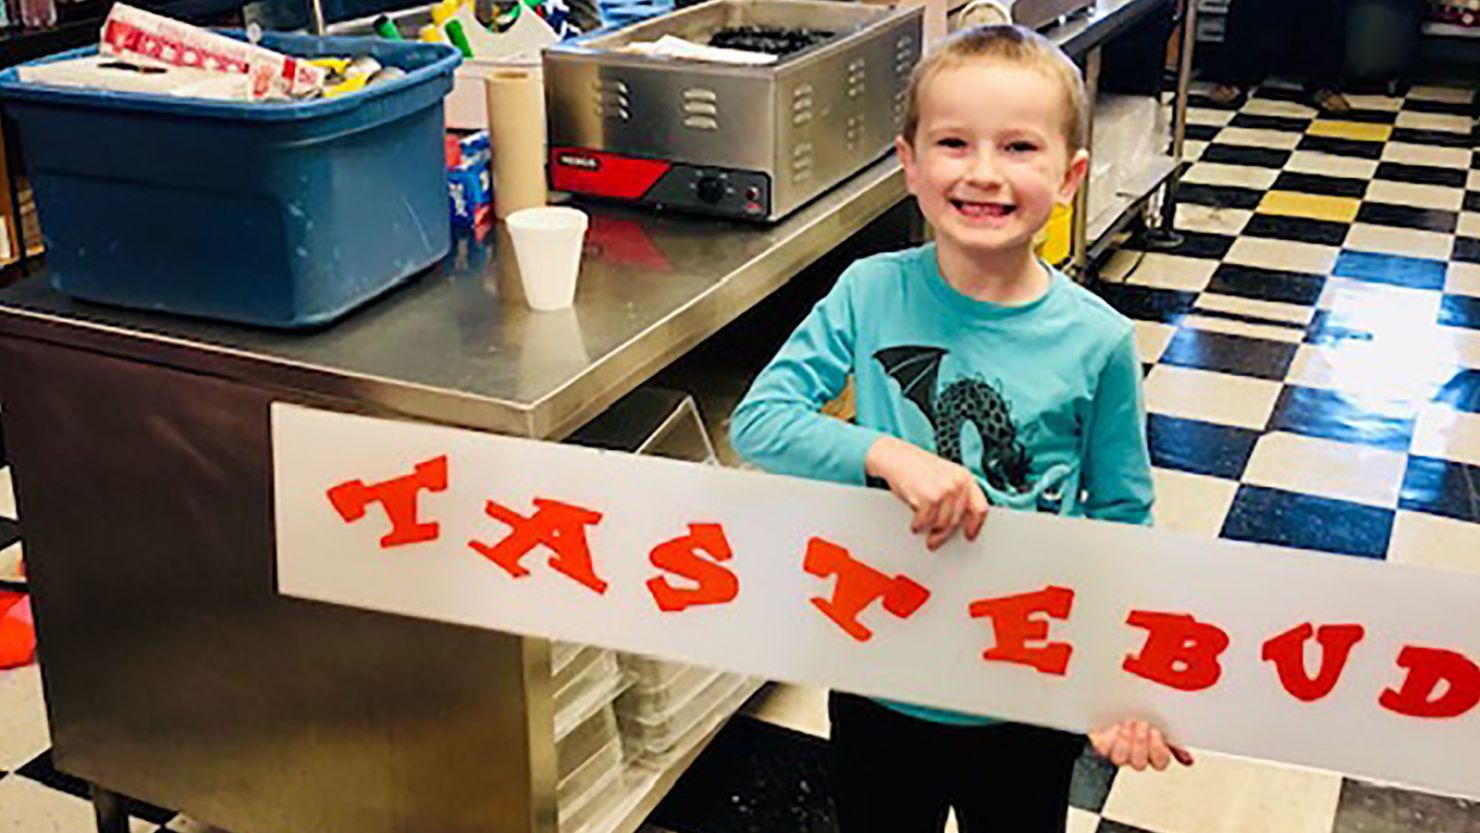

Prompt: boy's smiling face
xmin=898 ymin=60 xmax=1088 ymax=266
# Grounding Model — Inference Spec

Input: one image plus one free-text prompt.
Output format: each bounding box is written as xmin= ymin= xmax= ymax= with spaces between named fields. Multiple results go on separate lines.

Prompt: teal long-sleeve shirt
xmin=729 ymin=243 xmax=1154 ymax=725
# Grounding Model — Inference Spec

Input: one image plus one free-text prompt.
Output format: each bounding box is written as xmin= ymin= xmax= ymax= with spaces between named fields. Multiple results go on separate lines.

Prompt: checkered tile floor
xmin=2 ymin=79 xmax=1478 ymax=833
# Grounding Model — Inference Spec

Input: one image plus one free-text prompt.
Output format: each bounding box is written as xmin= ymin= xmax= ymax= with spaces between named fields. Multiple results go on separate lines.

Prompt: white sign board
xmin=272 ymin=403 xmax=1480 ymax=799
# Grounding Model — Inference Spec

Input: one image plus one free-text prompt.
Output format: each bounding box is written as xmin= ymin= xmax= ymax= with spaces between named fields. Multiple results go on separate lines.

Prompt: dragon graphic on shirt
xmin=874 ymin=345 xmax=1075 ymax=511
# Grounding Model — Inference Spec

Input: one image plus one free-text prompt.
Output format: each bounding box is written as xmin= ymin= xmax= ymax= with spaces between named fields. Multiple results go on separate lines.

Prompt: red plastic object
xmin=0 ymin=591 xmax=35 ymax=669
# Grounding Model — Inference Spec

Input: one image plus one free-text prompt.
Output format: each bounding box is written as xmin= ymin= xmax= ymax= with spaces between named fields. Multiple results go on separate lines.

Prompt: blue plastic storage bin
xmin=0 ymin=33 xmax=461 ymax=328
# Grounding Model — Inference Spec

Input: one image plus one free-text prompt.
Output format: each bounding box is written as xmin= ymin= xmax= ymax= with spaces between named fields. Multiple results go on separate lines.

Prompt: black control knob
xmin=695 ymin=175 xmax=726 ymax=205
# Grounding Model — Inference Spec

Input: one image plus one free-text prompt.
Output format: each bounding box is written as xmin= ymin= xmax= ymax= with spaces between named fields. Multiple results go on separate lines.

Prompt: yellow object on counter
xmin=322 ymin=76 xmax=368 ymax=97
xmin=419 ymin=23 xmax=450 ymax=42
xmin=308 ymin=57 xmax=351 ymax=74
xmin=430 ymin=0 xmax=459 ymax=24
xmin=1035 ymin=202 xmax=1073 ymax=266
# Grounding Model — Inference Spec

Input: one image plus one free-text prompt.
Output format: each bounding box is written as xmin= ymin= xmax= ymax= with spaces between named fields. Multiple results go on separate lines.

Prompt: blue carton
xmin=0 ymin=33 xmax=461 ymax=328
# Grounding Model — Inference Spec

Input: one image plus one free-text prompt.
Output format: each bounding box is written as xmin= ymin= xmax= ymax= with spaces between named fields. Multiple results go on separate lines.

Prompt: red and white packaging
xmin=100 ymin=3 xmax=327 ymax=99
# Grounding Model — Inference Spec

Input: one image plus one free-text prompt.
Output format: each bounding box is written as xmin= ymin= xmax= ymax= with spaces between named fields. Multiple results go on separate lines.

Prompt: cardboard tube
xmin=486 ymin=67 xmax=549 ymax=219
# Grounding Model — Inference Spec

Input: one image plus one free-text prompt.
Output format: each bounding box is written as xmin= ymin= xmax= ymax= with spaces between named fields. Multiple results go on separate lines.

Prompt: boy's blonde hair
xmin=902 ymin=24 xmax=1089 ymax=153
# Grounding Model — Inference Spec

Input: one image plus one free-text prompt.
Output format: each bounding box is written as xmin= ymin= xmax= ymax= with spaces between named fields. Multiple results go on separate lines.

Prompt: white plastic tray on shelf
xmin=558 ymin=733 xmax=624 ymax=809
xmin=619 ymin=663 xmax=724 ymax=717
xmin=619 ymin=652 xmax=715 ymax=689
xmin=619 ymin=671 xmax=756 ymax=760
xmin=558 ymin=702 xmax=620 ymax=779
xmin=555 ymin=644 xmax=615 ymax=695
xmin=629 ymin=675 xmax=763 ymax=768
xmin=558 ymin=754 xmax=630 ymax=833
xmin=555 ymin=664 xmax=633 ymax=742
xmin=552 ymin=640 xmax=586 ymax=676
xmin=555 ymin=648 xmax=621 ymax=720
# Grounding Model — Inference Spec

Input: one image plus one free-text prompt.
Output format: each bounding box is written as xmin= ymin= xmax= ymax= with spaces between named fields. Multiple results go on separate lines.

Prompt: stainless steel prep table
xmin=0 ymin=4 xmax=1183 ymax=833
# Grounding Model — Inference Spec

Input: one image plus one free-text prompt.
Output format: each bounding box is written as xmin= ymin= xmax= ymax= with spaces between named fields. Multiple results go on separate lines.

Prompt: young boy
xmin=730 ymin=25 xmax=1193 ymax=833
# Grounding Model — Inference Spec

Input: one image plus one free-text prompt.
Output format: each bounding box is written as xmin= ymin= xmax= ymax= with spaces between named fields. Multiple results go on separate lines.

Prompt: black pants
xmin=1213 ymin=0 xmax=1346 ymax=91
xmin=828 ymin=692 xmax=1085 ymax=833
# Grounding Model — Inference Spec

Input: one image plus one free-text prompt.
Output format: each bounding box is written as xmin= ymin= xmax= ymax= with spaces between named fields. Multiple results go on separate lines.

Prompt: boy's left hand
xmin=1089 ymin=720 xmax=1195 ymax=771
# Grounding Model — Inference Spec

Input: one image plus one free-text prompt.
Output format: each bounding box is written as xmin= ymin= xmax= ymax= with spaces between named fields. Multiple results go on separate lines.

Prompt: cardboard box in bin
xmin=0 ymin=32 xmax=463 ymax=329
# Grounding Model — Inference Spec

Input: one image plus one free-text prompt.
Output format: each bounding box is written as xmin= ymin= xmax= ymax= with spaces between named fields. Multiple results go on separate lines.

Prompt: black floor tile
xmin=1189 ymin=92 xmax=1241 ymax=111
xmin=1400 ymin=456 xmax=1480 ymax=524
xmin=1221 ymin=485 xmax=1394 ymax=559
xmin=1355 ymin=202 xmax=1459 ymax=234
xmin=1440 ymin=294 xmax=1480 ymax=330
xmin=651 ymin=716 xmax=836 ymax=833
xmin=1299 ymin=135 xmax=1386 ymax=160
xmin=1373 ymin=162 xmax=1469 ymax=189
xmin=1177 ymin=183 xmax=1266 ymax=211
xmin=1251 ymin=85 xmax=1309 ymax=104
xmin=1158 ymin=328 xmax=1299 ymax=381
xmin=0 ymin=414 xmax=6 ymax=467
xmin=17 ymin=751 xmax=90 ymax=801
xmin=1391 ymin=127 xmax=1474 ymax=149
xmin=1069 ymin=749 xmax=1118 ymax=814
xmin=1098 ymin=822 xmax=1159 ymax=833
xmin=1331 ymin=250 xmax=1448 ymax=290
xmin=1436 ymin=368 xmax=1480 ymax=414
xmin=1243 ymin=214 xmax=1351 ymax=247
xmin=1199 ymin=143 xmax=1293 ymax=169
xmin=1090 ymin=282 xmax=1198 ymax=324
xmin=1332 ymin=778 xmax=1480 ymax=833
xmin=1334 ymin=108 xmax=1400 ymax=125
xmin=1473 ymin=151 xmax=1479 ymax=171
xmin=0 ymin=518 xmax=19 ymax=551
xmin=1402 ymin=98 xmax=1475 ymax=117
xmin=1305 ymin=309 xmax=1376 ymax=346
xmin=1272 ymin=171 xmax=1370 ymax=199
xmin=1267 ymin=386 xmax=1417 ymax=451
xmin=1229 ymin=112 xmax=1311 ymax=133
xmin=1207 ymin=263 xmax=1326 ymax=305
xmin=1130 ymin=228 xmax=1235 ymax=260
xmin=1186 ymin=123 xmax=1222 ymax=142
xmin=1146 ymin=413 xmax=1259 ymax=479
xmin=1455 ymin=237 xmax=1480 ymax=264
xmin=1468 ymin=191 xmax=1480 ymax=212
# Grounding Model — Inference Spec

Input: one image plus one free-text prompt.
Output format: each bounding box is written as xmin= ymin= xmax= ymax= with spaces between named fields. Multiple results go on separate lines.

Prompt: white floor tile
xmin=1143 ymin=365 xmax=1283 ymax=430
xmin=1364 ymin=179 xmax=1466 ymax=213
xmin=1407 ymin=85 xmax=1476 ymax=105
xmin=1180 ymin=315 xmax=1305 ymax=344
xmin=0 ymin=469 xmax=14 ymax=521
xmin=1381 ymin=142 xmax=1471 ymax=170
xmin=741 ymin=682 xmax=828 ymax=739
xmin=0 ymin=665 xmax=49 ymax=772
xmin=0 ymin=543 xmax=21 ymax=584
xmin=1240 ymin=98 xmax=1318 ymax=119
xmin=1344 ymin=224 xmax=1456 ymax=262
xmin=1175 ymin=204 xmax=1253 ymax=237
xmin=1151 ymin=468 xmax=1239 ymax=537
xmin=1458 ymin=212 xmax=1480 ymax=240
xmin=1225 ymin=237 xmax=1340 ymax=275
xmin=1316 ymin=277 xmax=1442 ymax=328
xmin=1242 ymin=432 xmax=1407 ymax=507
xmin=1183 ymin=140 xmax=1207 ymax=163
xmin=1284 ymin=151 xmax=1379 ymax=180
xmin=0 ymin=773 xmax=158 ymax=833
xmin=1122 ymin=254 xmax=1219 ymax=293
xmin=1134 ymin=320 xmax=1178 ymax=364
xmin=1214 ymin=126 xmax=1304 ymax=150
xmin=1469 ymin=169 xmax=1480 ymax=192
xmin=1342 ymin=93 xmax=1404 ymax=112
xmin=1394 ymin=110 xmax=1474 ymax=134
xmin=1194 ymin=293 xmax=1315 ymax=325
xmin=1448 ymin=263 xmax=1480 ymax=297
xmin=1186 ymin=107 xmax=1235 ymax=127
xmin=1066 ymin=807 xmax=1100 ymax=833
xmin=1387 ymin=511 xmax=1480 ymax=575
xmin=1182 ymin=162 xmax=1281 ymax=191
xmin=1286 ymin=342 xmax=1458 ymax=402
xmin=1101 ymin=751 xmax=1343 ymax=833
xmin=1410 ymin=402 xmax=1480 ymax=468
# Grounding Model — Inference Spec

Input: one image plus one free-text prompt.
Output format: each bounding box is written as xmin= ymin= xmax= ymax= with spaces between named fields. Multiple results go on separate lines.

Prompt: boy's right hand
xmin=864 ymin=436 xmax=989 ymax=551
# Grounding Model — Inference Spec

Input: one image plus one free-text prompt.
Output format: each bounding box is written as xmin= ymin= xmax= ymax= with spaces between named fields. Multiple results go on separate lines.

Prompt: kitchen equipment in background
xmin=544 ymin=0 xmax=922 ymax=222
xmin=950 ymin=0 xmax=1094 ymax=31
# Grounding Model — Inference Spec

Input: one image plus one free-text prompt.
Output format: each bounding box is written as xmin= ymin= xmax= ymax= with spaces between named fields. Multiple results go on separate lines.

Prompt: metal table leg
xmin=92 ymin=786 xmax=129 ymax=833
